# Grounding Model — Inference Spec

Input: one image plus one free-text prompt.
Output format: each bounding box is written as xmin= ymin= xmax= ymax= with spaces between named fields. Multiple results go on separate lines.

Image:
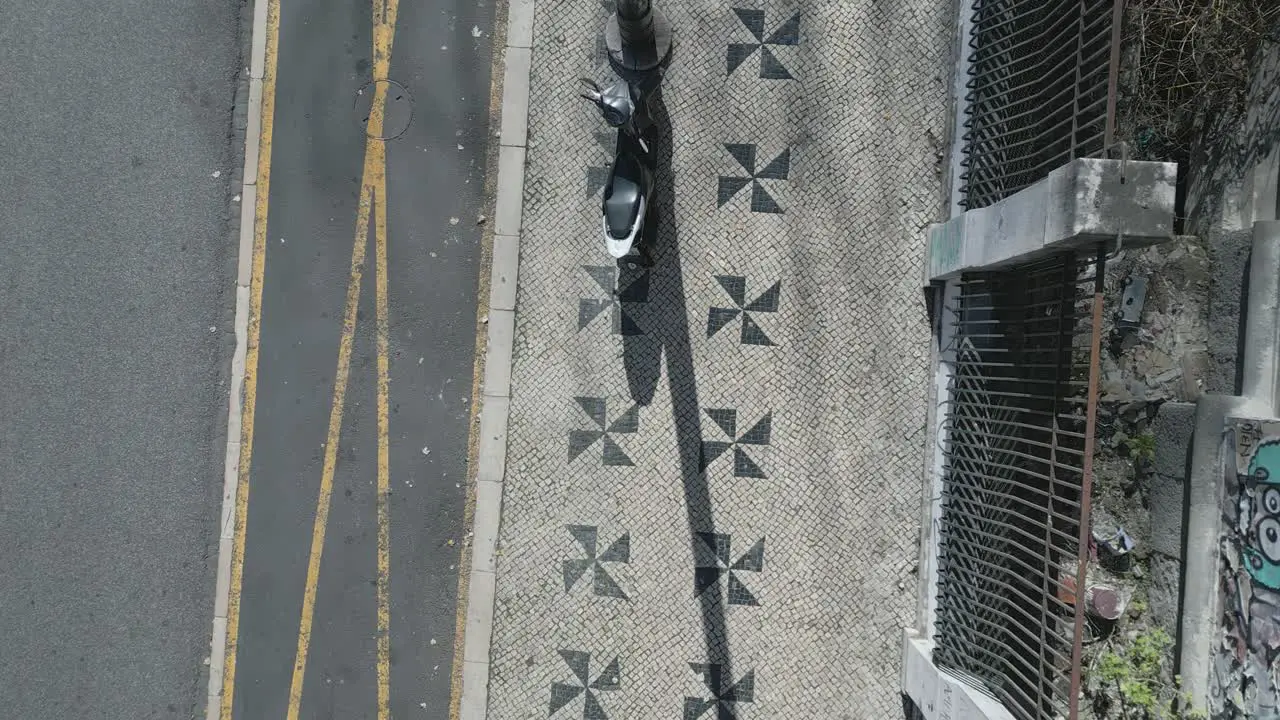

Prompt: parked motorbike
xmin=578 ymin=74 xmax=660 ymax=269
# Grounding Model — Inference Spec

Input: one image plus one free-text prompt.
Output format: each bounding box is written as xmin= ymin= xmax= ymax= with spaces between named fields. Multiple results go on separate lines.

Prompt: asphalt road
xmin=0 ymin=0 xmax=240 ymax=718
xmin=228 ymin=0 xmax=495 ymax=717
xmin=0 ymin=0 xmax=494 ymax=717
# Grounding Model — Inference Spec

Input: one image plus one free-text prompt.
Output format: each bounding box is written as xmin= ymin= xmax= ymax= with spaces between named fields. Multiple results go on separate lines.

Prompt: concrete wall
xmin=1180 ymin=223 xmax=1280 ymax=711
xmin=1210 ymin=418 xmax=1280 ymax=717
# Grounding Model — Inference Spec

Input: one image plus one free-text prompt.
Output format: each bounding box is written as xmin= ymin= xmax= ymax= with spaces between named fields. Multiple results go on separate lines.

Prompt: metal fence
xmin=959 ymin=0 xmax=1124 ymax=209
xmin=933 ymin=251 xmax=1105 ymax=720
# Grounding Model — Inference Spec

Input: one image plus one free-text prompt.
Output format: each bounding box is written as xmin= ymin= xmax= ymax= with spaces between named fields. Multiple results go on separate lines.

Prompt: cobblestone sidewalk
xmin=487 ymin=0 xmax=952 ymax=716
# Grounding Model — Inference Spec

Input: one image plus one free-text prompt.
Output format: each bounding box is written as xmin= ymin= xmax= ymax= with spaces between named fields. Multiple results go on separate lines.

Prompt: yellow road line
xmin=370 ymin=12 xmax=399 ymax=720
xmin=220 ymin=0 xmax=280 ymax=714
xmin=284 ymin=168 xmax=374 ymax=720
xmin=370 ymin=4 xmax=398 ymax=716
xmin=283 ymin=0 xmax=401 ymax=716
xmin=372 ymin=145 xmax=392 ymax=720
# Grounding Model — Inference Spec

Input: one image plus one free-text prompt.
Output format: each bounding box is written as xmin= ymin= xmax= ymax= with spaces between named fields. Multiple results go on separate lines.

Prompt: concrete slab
xmin=925 ymin=158 xmax=1178 ymax=283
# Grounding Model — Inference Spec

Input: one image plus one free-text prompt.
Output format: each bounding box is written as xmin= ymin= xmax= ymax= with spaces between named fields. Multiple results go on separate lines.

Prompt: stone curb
xmin=458 ymin=0 xmax=534 ymax=716
xmin=205 ymin=0 xmax=265 ymax=714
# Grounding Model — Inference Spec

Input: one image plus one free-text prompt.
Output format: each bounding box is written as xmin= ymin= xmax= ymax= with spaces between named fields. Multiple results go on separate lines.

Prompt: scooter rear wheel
xmin=618 ymin=245 xmax=655 ymax=270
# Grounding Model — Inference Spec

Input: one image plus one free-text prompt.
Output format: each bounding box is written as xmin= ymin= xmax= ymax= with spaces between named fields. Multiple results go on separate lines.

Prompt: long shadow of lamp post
xmin=609 ymin=0 xmax=739 ymax=698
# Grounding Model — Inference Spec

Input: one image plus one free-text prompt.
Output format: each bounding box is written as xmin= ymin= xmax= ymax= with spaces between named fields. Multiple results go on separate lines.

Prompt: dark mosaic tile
xmin=561 ymin=649 xmax=591 ymax=684
xmin=569 ymin=399 xmax=638 ymax=465
xmin=579 ymin=266 xmax=648 ymax=335
xmin=744 ymin=281 xmax=781 ymax=312
xmin=696 ymin=531 xmax=733 ymax=566
xmin=739 ymin=312 xmax=774 ymax=346
xmin=727 ymin=572 xmax=760 ymax=606
xmin=726 ymin=42 xmax=760 ymax=76
xmin=607 ymin=405 xmax=639 ymax=434
xmin=707 ymin=305 xmax=741 ymax=339
xmin=718 ymin=145 xmax=791 ymax=212
xmin=698 ymin=440 xmax=733 ymax=471
xmin=724 ymin=670 xmax=756 ymax=702
xmin=568 ymin=525 xmax=598 ymax=556
xmin=724 ymin=143 xmax=757 ymax=174
xmin=758 ymin=45 xmax=792 ymax=80
xmin=583 ymin=693 xmax=607 ymax=720
xmin=575 ymin=396 xmax=608 ymax=429
xmin=732 ymin=537 xmax=765 ymax=572
xmin=737 ymin=413 xmax=772 ymax=445
xmin=694 ymin=566 xmax=723 ymax=596
xmin=716 ymin=176 xmax=752 ymax=207
xmin=705 ymin=408 xmax=738 ymax=438
xmin=698 ymin=407 xmax=771 ymax=476
xmin=598 ymin=533 xmax=631 ymax=564
xmin=562 ymin=558 xmax=594 ymax=591
xmin=728 ymin=10 xmax=799 ymax=79
xmin=693 ymin=533 xmax=764 ymax=604
xmin=731 ymin=7 xmax=766 ymax=41
xmin=549 ymin=683 xmax=584 ymax=716
xmin=732 ymin=447 xmax=767 ymax=478
xmin=564 ymin=527 xmax=631 ymax=599
xmin=592 ymin=567 xmax=628 ymax=599
xmin=766 ymin=12 xmax=801 ymax=45
xmin=592 ymin=130 xmax=613 ymax=153
xmin=715 ymin=275 xmax=747 ymax=307
xmin=591 ymin=658 xmax=621 ymax=690
xmin=601 ymin=435 xmax=633 ymax=466
xmin=617 ymin=272 xmax=649 ymax=303
xmin=591 ymin=31 xmax=608 ymax=69
xmin=750 ymin=181 xmax=783 ymax=214
xmin=684 ymin=664 xmax=756 ymax=718
xmin=755 ymin=149 xmax=791 ymax=181
xmin=568 ymin=430 xmax=604 ymax=462
xmin=682 ymin=697 xmax=716 ymax=720
xmin=550 ymin=650 xmax=621 ymax=718
xmin=578 ymin=298 xmax=610 ymax=330
xmin=585 ymin=266 xmax=615 ymax=294
xmin=617 ymin=313 xmax=643 ymax=336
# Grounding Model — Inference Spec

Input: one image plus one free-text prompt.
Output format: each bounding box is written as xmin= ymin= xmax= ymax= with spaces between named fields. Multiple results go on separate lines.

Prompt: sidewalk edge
xmin=205 ymin=0 xmax=268 ymax=714
xmin=457 ymin=0 xmax=534 ymax=717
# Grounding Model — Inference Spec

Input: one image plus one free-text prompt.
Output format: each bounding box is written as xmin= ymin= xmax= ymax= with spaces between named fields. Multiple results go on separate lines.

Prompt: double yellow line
xmin=221 ymin=0 xmax=402 ymax=717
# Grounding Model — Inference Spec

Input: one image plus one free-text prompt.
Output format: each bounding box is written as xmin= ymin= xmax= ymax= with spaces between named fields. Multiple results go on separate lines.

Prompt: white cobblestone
xmin=487 ymin=0 xmax=952 ymax=716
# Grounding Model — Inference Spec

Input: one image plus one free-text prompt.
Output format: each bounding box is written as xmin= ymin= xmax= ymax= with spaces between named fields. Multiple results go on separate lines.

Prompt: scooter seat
xmin=603 ymin=153 xmax=645 ymax=240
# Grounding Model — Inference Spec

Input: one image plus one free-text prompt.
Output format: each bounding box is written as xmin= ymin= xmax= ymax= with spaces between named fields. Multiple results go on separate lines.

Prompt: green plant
xmin=1127 ymin=432 xmax=1157 ymax=465
xmin=1095 ymin=628 xmax=1206 ymax=718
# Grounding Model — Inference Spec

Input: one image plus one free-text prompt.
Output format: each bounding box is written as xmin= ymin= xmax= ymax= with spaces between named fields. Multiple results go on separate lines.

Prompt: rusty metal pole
xmin=605 ymin=0 xmax=673 ymax=75
xmin=1068 ymin=247 xmax=1107 ymax=720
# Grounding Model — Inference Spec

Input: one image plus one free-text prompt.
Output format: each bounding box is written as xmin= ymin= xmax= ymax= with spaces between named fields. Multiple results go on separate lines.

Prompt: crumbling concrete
xmin=1204 ymin=227 xmax=1254 ymax=395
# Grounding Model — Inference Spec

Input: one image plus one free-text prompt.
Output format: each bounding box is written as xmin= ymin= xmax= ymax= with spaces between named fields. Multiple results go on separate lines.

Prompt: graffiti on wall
xmin=1215 ymin=419 xmax=1280 ymax=717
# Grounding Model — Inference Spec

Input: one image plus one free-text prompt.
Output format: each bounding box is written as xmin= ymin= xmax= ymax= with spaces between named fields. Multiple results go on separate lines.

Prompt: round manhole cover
xmin=354 ymin=80 xmax=413 ymax=140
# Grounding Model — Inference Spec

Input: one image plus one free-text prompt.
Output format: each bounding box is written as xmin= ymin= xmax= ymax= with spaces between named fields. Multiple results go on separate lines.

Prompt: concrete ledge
xmin=924 ymin=158 xmax=1177 ymax=284
xmin=1242 ymin=221 xmax=1280 ymax=407
xmin=1178 ymin=396 xmax=1271 ymax=710
xmin=901 ymin=630 xmax=1016 ymax=720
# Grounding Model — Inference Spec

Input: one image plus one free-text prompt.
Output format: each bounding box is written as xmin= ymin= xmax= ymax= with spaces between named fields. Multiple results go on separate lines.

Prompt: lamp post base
xmin=604 ymin=7 xmax=673 ymax=75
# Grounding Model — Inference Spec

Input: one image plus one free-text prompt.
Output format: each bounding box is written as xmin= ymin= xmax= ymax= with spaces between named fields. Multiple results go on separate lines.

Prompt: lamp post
xmin=605 ymin=0 xmax=673 ymax=75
